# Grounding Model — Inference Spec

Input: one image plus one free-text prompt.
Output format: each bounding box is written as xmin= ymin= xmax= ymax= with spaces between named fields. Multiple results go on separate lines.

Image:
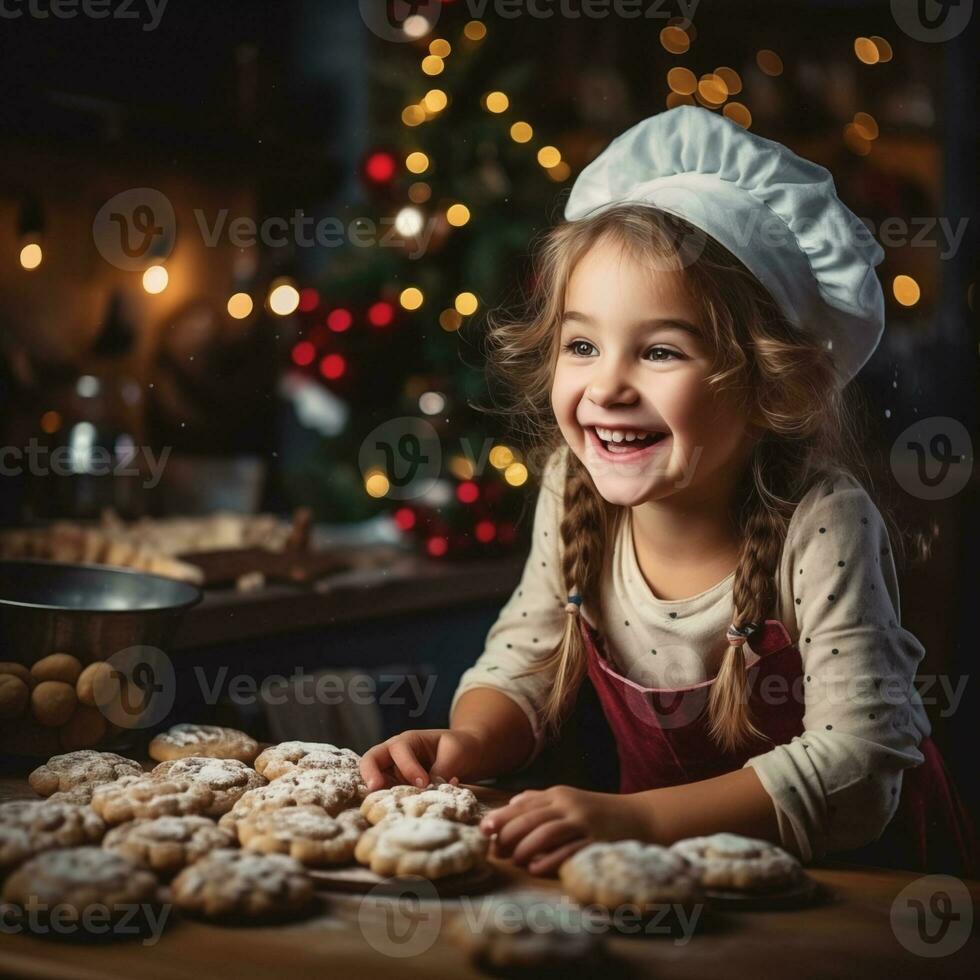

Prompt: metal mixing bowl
xmin=0 ymin=559 xmax=202 ymax=667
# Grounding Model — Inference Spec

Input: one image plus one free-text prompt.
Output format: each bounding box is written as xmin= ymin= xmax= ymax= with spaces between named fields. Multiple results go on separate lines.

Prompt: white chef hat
xmin=564 ymin=105 xmax=886 ymax=385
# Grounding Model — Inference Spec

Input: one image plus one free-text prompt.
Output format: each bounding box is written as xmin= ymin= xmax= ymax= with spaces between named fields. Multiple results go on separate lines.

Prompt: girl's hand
xmin=481 ymin=785 xmax=653 ymax=877
xmin=359 ymin=728 xmax=485 ymax=793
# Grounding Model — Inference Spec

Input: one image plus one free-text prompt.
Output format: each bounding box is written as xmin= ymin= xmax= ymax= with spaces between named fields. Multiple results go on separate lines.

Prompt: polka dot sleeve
xmin=742 ymin=475 xmax=931 ymax=862
xmin=449 ymin=448 xmax=569 ymax=770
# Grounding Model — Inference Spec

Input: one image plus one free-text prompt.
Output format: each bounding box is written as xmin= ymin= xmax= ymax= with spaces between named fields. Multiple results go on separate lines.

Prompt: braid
xmin=517 ymin=449 xmax=613 ymax=735
xmin=707 ymin=448 xmax=795 ymax=752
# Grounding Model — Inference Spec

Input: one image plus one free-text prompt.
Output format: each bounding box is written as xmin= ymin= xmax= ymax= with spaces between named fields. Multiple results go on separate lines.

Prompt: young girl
xmin=359 ymin=106 xmax=977 ymax=878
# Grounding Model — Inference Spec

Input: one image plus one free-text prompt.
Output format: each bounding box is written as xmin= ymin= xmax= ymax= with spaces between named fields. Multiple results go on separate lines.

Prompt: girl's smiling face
xmin=551 ymin=236 xmax=755 ymax=508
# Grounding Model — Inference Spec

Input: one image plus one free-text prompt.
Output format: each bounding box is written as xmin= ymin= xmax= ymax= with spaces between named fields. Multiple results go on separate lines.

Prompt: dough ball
xmin=31 ymin=653 xmax=84 ymax=686
xmin=59 ymin=705 xmax=109 ymax=750
xmin=76 ymin=661 xmax=113 ymax=707
xmin=0 ymin=674 xmax=30 ymax=720
xmin=31 ymin=681 xmax=78 ymax=727
xmin=0 ymin=662 xmax=33 ymax=687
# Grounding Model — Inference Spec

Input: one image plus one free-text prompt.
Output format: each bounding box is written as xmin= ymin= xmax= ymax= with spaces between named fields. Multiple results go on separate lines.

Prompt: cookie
xmin=28 ymin=750 xmax=144 ymax=798
xmin=669 ymin=833 xmax=802 ymax=892
xmin=354 ymin=815 xmax=488 ymax=880
xmin=218 ymin=769 xmax=365 ymax=832
xmin=90 ymin=775 xmax=215 ymax=825
xmin=1 ymin=846 xmax=164 ymax=936
xmin=0 ymin=800 xmax=106 ymax=875
xmin=361 ymin=783 xmax=480 ymax=825
xmin=148 ymin=723 xmax=260 ymax=764
xmin=559 ymin=840 xmax=703 ymax=909
xmin=149 ymin=757 xmax=266 ymax=818
xmin=253 ymin=741 xmax=361 ymax=781
xmin=448 ymin=890 xmax=606 ymax=977
xmin=102 ymin=815 xmax=235 ymax=877
xmin=238 ymin=805 xmax=368 ymax=866
xmin=170 ymin=848 xmax=315 ymax=921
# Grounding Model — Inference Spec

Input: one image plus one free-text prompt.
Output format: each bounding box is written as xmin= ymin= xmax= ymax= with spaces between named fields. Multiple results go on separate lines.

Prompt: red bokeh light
xmin=364 ymin=151 xmax=397 ymax=183
xmin=298 ymin=288 xmax=320 ymax=312
xmin=394 ymin=507 xmax=416 ymax=531
xmin=368 ymin=301 xmax=395 ymax=327
xmin=456 ymin=481 xmax=479 ymax=504
xmin=319 ymin=354 xmax=346 ymax=380
xmin=291 ymin=341 xmax=315 ymax=367
xmin=426 ymin=536 xmax=448 ymax=557
xmin=327 ymin=308 xmax=353 ymax=332
xmin=475 ymin=520 xmax=496 ymax=543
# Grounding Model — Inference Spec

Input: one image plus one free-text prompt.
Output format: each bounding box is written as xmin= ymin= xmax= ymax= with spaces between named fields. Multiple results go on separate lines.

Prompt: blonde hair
xmin=473 ymin=202 xmax=900 ymax=754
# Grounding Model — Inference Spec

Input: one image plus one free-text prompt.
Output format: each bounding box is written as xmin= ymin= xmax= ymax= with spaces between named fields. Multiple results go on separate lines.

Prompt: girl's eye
xmin=560 ymin=341 xmax=684 ymax=361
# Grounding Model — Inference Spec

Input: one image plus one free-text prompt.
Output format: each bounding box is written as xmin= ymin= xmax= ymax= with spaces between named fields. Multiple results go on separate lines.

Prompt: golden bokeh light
xmin=421 ymin=55 xmax=445 ymax=76
xmin=667 ymin=67 xmax=697 ymax=95
xmin=756 ymin=49 xmax=783 ymax=76
xmin=504 ymin=462 xmax=528 ymax=487
xmin=455 ymin=292 xmax=478 ymax=316
xmin=19 ymin=242 xmax=42 ymax=270
xmin=893 ymin=275 xmax=920 ymax=307
xmin=723 ymin=102 xmax=752 ymax=129
xmin=485 ymin=91 xmax=509 ymax=113
xmin=854 ymin=37 xmax=879 ymax=65
xmin=406 ymin=151 xmax=430 ymax=174
xmin=227 ymin=293 xmax=254 ymax=319
xmin=446 ymin=204 xmax=471 ymax=227
xmin=464 ymin=21 xmax=487 ymax=41
xmin=510 ymin=121 xmax=533 ymax=143
xmin=400 ymin=287 xmax=424 ymax=311
xmin=537 ymin=145 xmax=561 ymax=168
xmin=439 ymin=309 xmax=463 ymax=332
xmin=142 ymin=265 xmax=169 ymax=294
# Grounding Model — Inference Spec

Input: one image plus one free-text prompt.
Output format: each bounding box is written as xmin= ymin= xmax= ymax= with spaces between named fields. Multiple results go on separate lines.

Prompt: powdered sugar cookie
xmin=361 ymin=783 xmax=480 ymax=825
xmin=448 ymin=890 xmax=607 ymax=977
xmin=0 ymin=800 xmax=106 ymax=875
xmin=253 ymin=741 xmax=361 ymax=781
xmin=238 ymin=805 xmax=368 ymax=866
xmin=102 ymin=815 xmax=235 ymax=878
xmin=218 ymin=769 xmax=365 ymax=832
xmin=354 ymin=815 xmax=488 ymax=879
xmin=2 ymin=846 xmax=164 ymax=935
xmin=170 ymin=848 xmax=315 ymax=921
xmin=148 ymin=724 xmax=259 ymax=764
xmin=91 ymin=775 xmax=214 ymax=825
xmin=559 ymin=840 xmax=703 ymax=909
xmin=670 ymin=833 xmax=802 ymax=892
xmin=28 ymin=750 xmax=143 ymax=798
xmin=150 ymin=757 xmax=266 ymax=817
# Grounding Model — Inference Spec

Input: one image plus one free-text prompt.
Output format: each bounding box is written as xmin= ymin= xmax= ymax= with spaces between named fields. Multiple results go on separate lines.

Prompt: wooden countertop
xmin=172 ymin=549 xmax=525 ymax=650
xmin=1 ymin=776 xmax=977 ymax=980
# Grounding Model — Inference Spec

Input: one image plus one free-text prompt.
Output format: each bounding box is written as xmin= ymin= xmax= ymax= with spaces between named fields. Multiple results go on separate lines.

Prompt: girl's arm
xmin=449 ymin=687 xmax=537 ymax=781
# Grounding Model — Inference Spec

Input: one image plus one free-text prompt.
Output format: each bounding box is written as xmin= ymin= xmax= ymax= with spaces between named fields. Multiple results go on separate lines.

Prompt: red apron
xmin=579 ymin=614 xmax=978 ymax=877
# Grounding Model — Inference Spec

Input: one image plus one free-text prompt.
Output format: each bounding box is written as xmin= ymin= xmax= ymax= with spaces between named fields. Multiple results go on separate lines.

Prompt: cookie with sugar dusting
xmin=149 ymin=723 xmax=259 ymax=764
xmin=559 ymin=840 xmax=703 ymax=909
xmin=253 ymin=740 xmax=361 ymax=781
xmin=149 ymin=757 xmax=266 ymax=818
xmin=1 ymin=846 xmax=164 ymax=933
xmin=218 ymin=769 xmax=365 ymax=832
xmin=91 ymin=775 xmax=214 ymax=825
xmin=28 ymin=750 xmax=143 ymax=798
xmin=448 ymin=889 xmax=607 ymax=977
xmin=0 ymin=800 xmax=106 ymax=875
xmin=669 ymin=832 xmax=802 ymax=891
xmin=354 ymin=815 xmax=488 ymax=879
xmin=102 ymin=815 xmax=235 ymax=877
xmin=237 ymin=805 xmax=368 ymax=866
xmin=361 ymin=782 xmax=480 ymax=825
xmin=171 ymin=848 xmax=315 ymax=921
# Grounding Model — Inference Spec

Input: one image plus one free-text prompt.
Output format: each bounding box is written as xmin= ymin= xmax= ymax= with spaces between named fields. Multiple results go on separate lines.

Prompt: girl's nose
xmin=587 ymin=372 xmax=638 ymax=407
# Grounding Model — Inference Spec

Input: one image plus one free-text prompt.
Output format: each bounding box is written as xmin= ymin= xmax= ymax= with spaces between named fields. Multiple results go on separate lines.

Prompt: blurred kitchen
xmin=0 ymin=1 xmax=976 ymax=813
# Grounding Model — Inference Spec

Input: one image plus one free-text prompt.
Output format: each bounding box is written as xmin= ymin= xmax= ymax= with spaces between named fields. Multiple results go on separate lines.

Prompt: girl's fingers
xmin=510 ymin=819 xmax=583 ymax=867
xmin=481 ymin=792 xmax=549 ymax=834
xmin=388 ymin=740 xmax=430 ymax=787
xmin=359 ymin=744 xmax=393 ymax=792
xmin=527 ymin=838 xmax=590 ymax=878
xmin=490 ymin=806 xmax=560 ymax=857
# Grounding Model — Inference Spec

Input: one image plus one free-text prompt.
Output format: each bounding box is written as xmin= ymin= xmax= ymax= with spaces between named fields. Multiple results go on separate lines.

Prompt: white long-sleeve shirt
xmin=451 ymin=446 xmax=931 ymax=862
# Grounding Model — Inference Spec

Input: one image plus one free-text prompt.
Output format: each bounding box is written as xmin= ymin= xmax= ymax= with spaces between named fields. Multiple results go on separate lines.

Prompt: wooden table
xmin=0 ymin=779 xmax=977 ymax=980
